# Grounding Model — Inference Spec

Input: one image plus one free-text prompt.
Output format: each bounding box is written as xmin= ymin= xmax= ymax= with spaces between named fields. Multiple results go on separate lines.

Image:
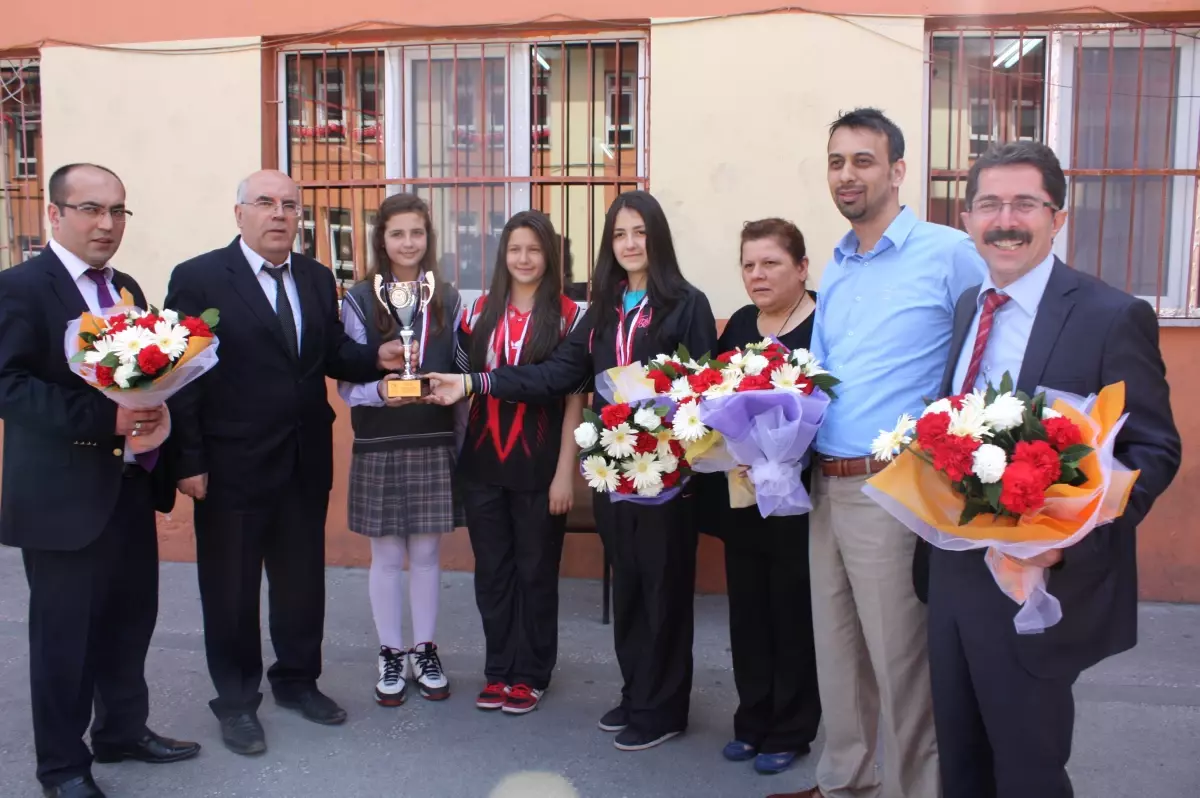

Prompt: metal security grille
xmin=0 ymin=58 xmax=43 ymax=271
xmin=279 ymin=37 xmax=648 ymax=304
xmin=927 ymin=23 xmax=1200 ymax=317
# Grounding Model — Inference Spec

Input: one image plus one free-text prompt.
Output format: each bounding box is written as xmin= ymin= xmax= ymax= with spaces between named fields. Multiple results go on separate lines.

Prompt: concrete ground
xmin=0 ymin=545 xmax=1197 ymax=797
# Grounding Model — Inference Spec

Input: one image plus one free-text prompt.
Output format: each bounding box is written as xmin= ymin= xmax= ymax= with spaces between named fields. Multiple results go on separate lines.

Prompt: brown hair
xmin=367 ymin=193 xmax=444 ymax=338
xmin=740 ymin=218 xmax=807 ymax=265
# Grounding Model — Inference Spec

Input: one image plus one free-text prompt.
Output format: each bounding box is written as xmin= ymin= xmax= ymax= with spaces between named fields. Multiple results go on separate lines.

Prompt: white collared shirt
xmin=239 ymin=237 xmax=303 ymax=353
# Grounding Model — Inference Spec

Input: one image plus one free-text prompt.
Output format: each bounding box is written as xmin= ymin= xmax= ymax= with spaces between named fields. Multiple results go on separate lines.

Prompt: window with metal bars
xmin=1 ymin=59 xmax=44 ymax=271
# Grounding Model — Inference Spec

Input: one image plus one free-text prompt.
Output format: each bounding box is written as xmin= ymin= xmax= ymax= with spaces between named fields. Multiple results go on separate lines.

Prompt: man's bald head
xmin=234 ymin=170 xmax=302 ymax=266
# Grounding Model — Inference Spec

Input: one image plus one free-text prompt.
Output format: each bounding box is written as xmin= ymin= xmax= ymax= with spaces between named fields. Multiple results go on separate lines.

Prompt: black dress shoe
xmin=274 ymin=688 xmax=347 ymax=725
xmin=42 ymin=775 xmax=106 ymax=798
xmin=219 ymin=712 xmax=267 ymax=756
xmin=93 ymin=730 xmax=201 ymax=764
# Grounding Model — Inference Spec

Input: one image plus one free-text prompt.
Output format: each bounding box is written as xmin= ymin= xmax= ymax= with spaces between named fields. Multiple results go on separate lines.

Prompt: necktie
xmin=85 ymin=269 xmax=158 ymax=470
xmin=263 ymin=264 xmax=299 ymax=358
xmin=959 ymin=288 xmax=1012 ymax=394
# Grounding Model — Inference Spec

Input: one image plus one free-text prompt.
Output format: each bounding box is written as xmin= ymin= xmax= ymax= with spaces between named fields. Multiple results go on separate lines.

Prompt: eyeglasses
xmin=242 ymin=199 xmax=302 ymax=217
xmin=969 ymin=198 xmax=1058 ymax=217
xmin=59 ymin=203 xmax=133 ymax=223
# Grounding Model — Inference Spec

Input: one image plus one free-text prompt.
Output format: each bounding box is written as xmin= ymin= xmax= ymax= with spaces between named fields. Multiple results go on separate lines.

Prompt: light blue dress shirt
xmin=950 ymin=253 xmax=1055 ymax=395
xmin=811 ymin=206 xmax=988 ymax=458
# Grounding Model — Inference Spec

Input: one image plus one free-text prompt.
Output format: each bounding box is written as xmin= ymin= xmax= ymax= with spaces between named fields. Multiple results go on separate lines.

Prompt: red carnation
xmin=134 ymin=314 xmax=160 ymax=331
xmin=662 ymin=470 xmax=680 ymax=488
xmin=106 ymin=315 xmax=128 ymax=333
xmin=916 ymin=412 xmax=951 ymax=449
xmin=716 ymin=351 xmax=737 ymax=364
xmin=947 ymin=394 xmax=967 ymax=410
xmin=600 ymin=403 xmax=632 ymax=428
xmin=669 ymin=439 xmax=685 ymax=458
xmin=181 ymin=317 xmax=212 ymax=338
xmin=931 ymin=434 xmax=981 ymax=482
xmin=1043 ymin=416 xmax=1083 ymax=452
xmin=800 ymin=379 xmax=816 ymax=396
xmin=1013 ymin=440 xmax=1062 ymax=485
xmin=649 ymin=370 xmax=673 ymax=394
xmin=668 ymin=361 xmax=686 ymax=373
xmin=615 ymin=475 xmax=635 ymax=494
xmin=136 ymin=344 xmax=170 ymax=377
xmin=95 ymin=365 xmax=115 ymax=387
xmin=1000 ymin=460 xmax=1049 ymax=515
xmin=735 ymin=374 xmax=772 ymax=392
xmin=634 ymin=431 xmax=659 ymax=454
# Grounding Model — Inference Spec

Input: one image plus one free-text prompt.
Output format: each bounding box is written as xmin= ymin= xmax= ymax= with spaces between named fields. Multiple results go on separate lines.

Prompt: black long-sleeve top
xmin=473 ymin=285 xmax=718 ymax=412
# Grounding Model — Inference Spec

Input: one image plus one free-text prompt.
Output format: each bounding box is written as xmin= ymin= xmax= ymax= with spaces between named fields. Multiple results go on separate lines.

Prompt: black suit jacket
xmin=924 ymin=258 xmax=1181 ymax=676
xmin=0 ymin=248 xmax=176 ymax=551
xmin=164 ymin=238 xmax=381 ymax=509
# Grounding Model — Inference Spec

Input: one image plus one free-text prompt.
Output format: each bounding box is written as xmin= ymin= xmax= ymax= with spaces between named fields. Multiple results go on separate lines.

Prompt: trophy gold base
xmin=387 ymin=375 xmax=431 ymax=399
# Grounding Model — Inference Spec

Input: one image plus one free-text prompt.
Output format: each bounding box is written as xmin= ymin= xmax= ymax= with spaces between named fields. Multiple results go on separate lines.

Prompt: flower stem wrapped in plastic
xmin=863 ymin=378 xmax=1139 ymax=633
xmin=63 ymin=288 xmax=221 ymax=453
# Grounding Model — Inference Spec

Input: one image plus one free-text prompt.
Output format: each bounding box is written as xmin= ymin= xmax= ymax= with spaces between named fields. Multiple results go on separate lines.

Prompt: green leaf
xmin=1059 ymin=444 xmax=1093 ymax=466
xmin=999 ymin=371 xmax=1014 ymax=395
xmin=676 ymin=343 xmax=692 ymax=364
xmin=983 ymin=481 xmax=1003 ymax=508
xmin=200 ymin=308 xmax=221 ymax=329
xmin=100 ymin=353 xmax=120 ymax=368
xmin=68 ymin=350 xmax=89 ymax=364
xmin=984 ymin=384 xmax=998 ymax=404
xmin=582 ymin=408 xmax=601 ymax=426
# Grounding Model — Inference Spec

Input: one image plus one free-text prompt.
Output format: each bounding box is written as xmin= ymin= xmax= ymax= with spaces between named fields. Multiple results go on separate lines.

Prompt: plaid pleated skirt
xmin=348 ymin=444 xmax=464 ymax=538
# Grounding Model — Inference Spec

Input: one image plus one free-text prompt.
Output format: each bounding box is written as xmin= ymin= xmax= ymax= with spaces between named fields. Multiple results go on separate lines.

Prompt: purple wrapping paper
xmin=697 ymin=389 xmax=830 ymax=517
xmin=608 ymin=480 xmax=688 ymax=505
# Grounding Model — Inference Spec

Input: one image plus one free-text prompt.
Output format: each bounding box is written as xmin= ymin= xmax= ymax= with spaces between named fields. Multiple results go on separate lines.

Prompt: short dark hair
xmin=48 ymin=163 xmax=122 ymax=206
xmin=741 ymin=218 xmax=806 ymax=264
xmin=966 ymin=142 xmax=1067 ymax=210
xmin=829 ymin=107 xmax=905 ymax=163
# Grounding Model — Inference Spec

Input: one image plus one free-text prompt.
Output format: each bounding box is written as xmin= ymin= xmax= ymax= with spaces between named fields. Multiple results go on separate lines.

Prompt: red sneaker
xmin=502 ymin=683 xmax=544 ymax=715
xmin=476 ymin=681 xmax=509 ymax=710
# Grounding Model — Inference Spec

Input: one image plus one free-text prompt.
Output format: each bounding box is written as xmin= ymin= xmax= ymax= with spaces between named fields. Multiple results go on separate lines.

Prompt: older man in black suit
xmin=926 ymin=141 xmax=1182 ymax=798
xmin=165 ymin=170 xmax=407 ymax=756
xmin=0 ymin=163 xmax=200 ymax=798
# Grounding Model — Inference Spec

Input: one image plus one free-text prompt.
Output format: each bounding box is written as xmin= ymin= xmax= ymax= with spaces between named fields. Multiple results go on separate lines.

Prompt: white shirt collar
xmin=979 ymin=252 xmax=1055 ymax=316
xmin=50 ymin=239 xmax=112 ymax=282
xmin=239 ymin=236 xmax=292 ymax=276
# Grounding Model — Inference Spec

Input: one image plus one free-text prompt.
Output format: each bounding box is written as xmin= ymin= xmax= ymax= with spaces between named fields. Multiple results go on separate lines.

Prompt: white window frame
xmin=294 ymin=207 xmax=316 ymax=258
xmin=605 ymin=71 xmax=636 ymax=151
xmin=15 ymin=123 xmax=37 ymax=178
xmin=327 ymin=208 xmax=355 ymax=281
xmin=1051 ymin=29 xmax=1200 ymax=310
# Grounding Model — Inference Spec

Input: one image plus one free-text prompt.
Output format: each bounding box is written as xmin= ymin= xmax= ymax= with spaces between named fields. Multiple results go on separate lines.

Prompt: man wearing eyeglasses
xmin=0 ymin=163 xmax=201 ymax=798
xmin=928 ymin=141 xmax=1180 ymax=798
xmin=164 ymin=170 xmax=408 ymax=757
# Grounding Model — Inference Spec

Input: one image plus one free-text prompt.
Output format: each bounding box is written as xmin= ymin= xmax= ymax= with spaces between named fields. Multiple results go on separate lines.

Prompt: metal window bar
xmin=927 ymin=23 xmax=1200 ymax=318
xmin=281 ymin=38 xmax=648 ymax=304
xmin=0 ymin=58 xmax=44 ymax=271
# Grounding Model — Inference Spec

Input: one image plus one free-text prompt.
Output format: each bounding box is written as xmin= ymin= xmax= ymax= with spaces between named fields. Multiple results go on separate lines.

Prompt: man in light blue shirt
xmin=781 ymin=108 xmax=986 ymax=798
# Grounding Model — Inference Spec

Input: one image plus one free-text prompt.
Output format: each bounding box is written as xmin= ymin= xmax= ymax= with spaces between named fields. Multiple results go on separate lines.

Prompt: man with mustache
xmin=929 ymin=141 xmax=1179 ymax=798
xmin=165 ymin=170 xmax=409 ymax=756
xmin=770 ymin=108 xmax=986 ymax=798
xmin=0 ymin=163 xmax=201 ymax=798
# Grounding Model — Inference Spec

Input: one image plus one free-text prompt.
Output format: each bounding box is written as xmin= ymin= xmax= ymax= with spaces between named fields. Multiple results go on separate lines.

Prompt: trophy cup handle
xmin=420 ymin=270 xmax=436 ymax=309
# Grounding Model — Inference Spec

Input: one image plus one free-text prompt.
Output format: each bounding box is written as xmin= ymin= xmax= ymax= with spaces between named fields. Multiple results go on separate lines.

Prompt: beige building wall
xmin=40 ymin=39 xmax=263 ymax=304
xmin=648 ymin=14 xmax=928 ymax=318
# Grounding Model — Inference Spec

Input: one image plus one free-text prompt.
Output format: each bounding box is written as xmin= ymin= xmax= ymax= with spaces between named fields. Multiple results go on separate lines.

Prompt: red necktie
xmin=959 ymin=289 xmax=1011 ymax=394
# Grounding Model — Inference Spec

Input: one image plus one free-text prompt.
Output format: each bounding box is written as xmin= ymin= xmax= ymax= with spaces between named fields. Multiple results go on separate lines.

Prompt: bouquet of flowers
xmin=646 ymin=341 xmax=839 ymax=517
xmin=573 ymin=398 xmax=690 ymax=503
xmin=863 ymin=374 xmax=1139 ymax=633
xmin=64 ymin=292 xmax=221 ymax=453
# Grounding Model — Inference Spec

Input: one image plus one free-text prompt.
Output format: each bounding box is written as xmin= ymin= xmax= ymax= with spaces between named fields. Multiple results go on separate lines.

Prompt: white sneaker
xmin=375 ymin=646 xmax=407 ymax=706
xmin=410 ymin=642 xmax=450 ymax=700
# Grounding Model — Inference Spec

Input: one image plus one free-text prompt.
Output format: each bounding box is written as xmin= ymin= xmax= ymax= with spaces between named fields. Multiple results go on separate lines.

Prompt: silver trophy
xmin=373 ymin=271 xmax=436 ymax=398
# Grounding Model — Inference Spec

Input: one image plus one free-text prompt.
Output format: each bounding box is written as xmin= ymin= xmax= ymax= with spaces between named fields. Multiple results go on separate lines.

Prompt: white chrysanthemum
xmin=651 ymin=353 xmax=673 ymax=365
xmin=600 ymin=423 xmax=636 ymax=459
xmin=633 ymin=407 xmax=662 ymax=432
xmin=574 ymin=422 xmax=599 ymax=450
xmin=582 ymin=455 xmax=620 ymax=492
xmin=84 ymin=336 xmax=117 ymax=365
xmin=923 ymin=397 xmax=953 ymax=417
xmin=152 ymin=320 xmax=190 ymax=360
xmin=727 ymin=351 xmax=744 ymax=368
xmin=110 ymin=326 xmax=155 ymax=365
xmin=159 ymin=309 xmax=180 ymax=325
xmin=972 ymin=444 xmax=1008 ymax=484
xmin=741 ymin=353 xmax=770 ymax=376
xmin=657 ymin=452 xmax=679 ymax=474
xmin=720 ymin=365 xmax=743 ymax=383
xmin=790 ymin=347 xmax=815 ymax=368
xmin=871 ymin=414 xmax=917 ymax=462
xmin=704 ymin=377 xmax=739 ymax=399
xmin=1042 ymin=405 xmax=1062 ymax=420
xmin=948 ymin=401 xmax=991 ymax=441
xmin=671 ymin=402 xmax=709 ymax=442
xmin=961 ymin=391 xmax=987 ymax=414
xmin=983 ymin=392 xmax=1027 ymax=432
xmin=637 ymin=480 xmax=664 ymax=498
xmin=668 ymin=376 xmax=695 ymax=403
xmin=623 ymin=452 xmax=665 ymax=491
xmin=114 ymin=361 xmax=139 ymax=389
xmin=769 ymin=363 xmax=805 ymax=392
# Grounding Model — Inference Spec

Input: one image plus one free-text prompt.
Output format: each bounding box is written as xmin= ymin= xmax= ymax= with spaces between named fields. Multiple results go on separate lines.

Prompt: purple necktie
xmin=85 ymin=270 xmax=158 ymax=471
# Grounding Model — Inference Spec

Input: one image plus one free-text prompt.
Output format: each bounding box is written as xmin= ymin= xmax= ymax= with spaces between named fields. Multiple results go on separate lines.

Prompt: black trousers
xmin=594 ymin=492 xmax=697 ymax=736
xmin=463 ymin=480 xmax=566 ymax=690
xmin=723 ymin=511 xmax=822 ymax=753
xmin=194 ymin=480 xmax=329 ymax=717
xmin=929 ymin=547 xmax=1077 ymax=798
xmin=23 ymin=470 xmax=159 ymax=787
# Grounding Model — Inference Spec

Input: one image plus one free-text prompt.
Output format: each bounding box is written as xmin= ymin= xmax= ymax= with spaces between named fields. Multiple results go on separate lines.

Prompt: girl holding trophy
xmin=455 ymin=210 xmax=586 ymax=716
xmin=427 ymin=191 xmax=718 ymax=751
xmin=338 ymin=193 xmax=463 ymax=706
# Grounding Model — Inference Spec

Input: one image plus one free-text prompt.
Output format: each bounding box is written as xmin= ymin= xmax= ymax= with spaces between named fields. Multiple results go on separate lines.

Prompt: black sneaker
xmin=597 ymin=706 xmax=629 ymax=732
xmin=219 ymin=712 xmax=266 ymax=756
xmin=614 ymin=727 xmax=682 ymax=751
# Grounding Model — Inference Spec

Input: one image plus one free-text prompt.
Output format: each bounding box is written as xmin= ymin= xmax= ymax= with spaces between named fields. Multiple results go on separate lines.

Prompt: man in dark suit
xmin=0 ymin=163 xmax=201 ymax=798
xmin=165 ymin=170 xmax=406 ymax=755
xmin=927 ymin=141 xmax=1181 ymax=798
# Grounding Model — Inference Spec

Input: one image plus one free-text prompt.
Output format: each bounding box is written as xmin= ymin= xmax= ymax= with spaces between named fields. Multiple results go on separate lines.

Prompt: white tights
xmin=368 ymin=534 xmax=442 ymax=651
